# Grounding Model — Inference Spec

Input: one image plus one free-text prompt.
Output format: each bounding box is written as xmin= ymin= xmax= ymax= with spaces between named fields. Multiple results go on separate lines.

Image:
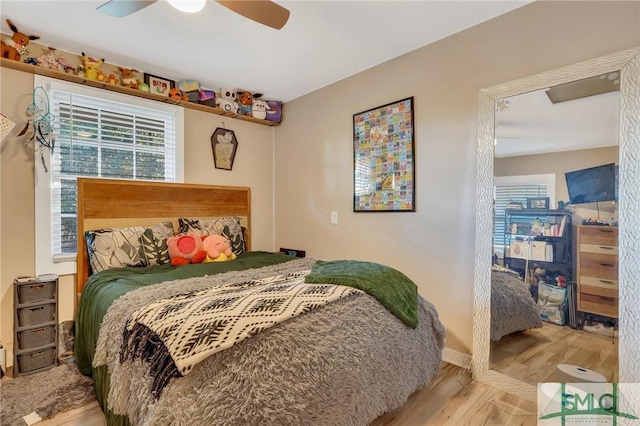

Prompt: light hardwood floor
xmin=491 ymin=322 xmax=618 ymax=384
xmin=38 ymin=363 xmax=539 ymax=426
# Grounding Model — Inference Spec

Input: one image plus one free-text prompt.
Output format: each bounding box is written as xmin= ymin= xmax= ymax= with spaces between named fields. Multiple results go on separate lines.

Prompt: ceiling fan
xmin=97 ymin=0 xmax=290 ymax=30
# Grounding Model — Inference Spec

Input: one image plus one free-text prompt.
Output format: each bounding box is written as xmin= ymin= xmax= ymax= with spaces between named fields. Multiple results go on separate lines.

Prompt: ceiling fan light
xmin=167 ymin=0 xmax=205 ymax=13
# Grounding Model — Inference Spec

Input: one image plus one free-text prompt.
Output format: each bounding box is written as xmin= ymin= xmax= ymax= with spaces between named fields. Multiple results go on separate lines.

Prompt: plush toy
xmin=236 ymin=90 xmax=257 ymax=116
xmin=202 ymin=235 xmax=237 ymax=262
xmin=1 ymin=19 xmax=40 ymax=61
xmin=106 ymin=73 xmax=119 ymax=85
xmin=167 ymin=233 xmax=207 ymax=266
xmin=177 ymin=80 xmax=201 ymax=102
xmin=168 ymin=88 xmax=188 ymax=101
xmin=96 ymin=70 xmax=107 ymax=82
xmin=138 ymin=82 xmax=150 ymax=92
xmin=35 ymin=47 xmax=70 ymax=72
xmin=251 ymin=95 xmax=271 ymax=120
xmin=81 ymin=52 xmax=105 ymax=80
xmin=117 ymin=67 xmax=141 ymax=89
xmin=265 ymin=100 xmax=283 ymax=123
xmin=215 ymin=87 xmax=238 ymax=113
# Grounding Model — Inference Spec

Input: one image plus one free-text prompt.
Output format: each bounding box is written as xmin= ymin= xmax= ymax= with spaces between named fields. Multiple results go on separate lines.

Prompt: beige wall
xmin=274 ymin=1 xmax=640 ymax=354
xmin=495 ymin=146 xmax=619 ymax=223
xmin=0 ymin=68 xmax=275 ymax=367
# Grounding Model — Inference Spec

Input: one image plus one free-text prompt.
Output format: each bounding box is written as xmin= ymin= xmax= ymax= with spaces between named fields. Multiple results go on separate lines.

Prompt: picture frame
xmin=353 ymin=97 xmax=415 ymax=212
xmin=527 ymin=197 xmax=550 ymax=209
xmin=143 ymin=73 xmax=174 ymax=97
xmin=210 ymin=127 xmax=238 ymax=170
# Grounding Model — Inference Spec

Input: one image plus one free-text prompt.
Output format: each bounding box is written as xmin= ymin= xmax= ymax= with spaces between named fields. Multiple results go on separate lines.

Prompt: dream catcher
xmin=17 ymin=86 xmax=55 ymax=172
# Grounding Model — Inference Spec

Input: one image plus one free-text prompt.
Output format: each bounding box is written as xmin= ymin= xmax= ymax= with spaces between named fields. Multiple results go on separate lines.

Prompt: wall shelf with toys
xmin=0 ymin=58 xmax=281 ymax=127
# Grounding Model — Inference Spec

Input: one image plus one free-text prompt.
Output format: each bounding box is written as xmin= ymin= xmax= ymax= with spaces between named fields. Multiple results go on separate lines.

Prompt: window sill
xmin=1 ymin=58 xmax=280 ymax=127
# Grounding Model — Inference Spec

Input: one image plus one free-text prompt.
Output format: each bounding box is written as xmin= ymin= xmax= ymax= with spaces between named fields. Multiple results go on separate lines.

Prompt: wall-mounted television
xmin=565 ymin=163 xmax=617 ymax=204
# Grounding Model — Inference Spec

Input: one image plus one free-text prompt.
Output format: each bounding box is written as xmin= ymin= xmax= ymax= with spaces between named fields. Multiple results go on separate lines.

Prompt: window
xmin=35 ymin=76 xmax=184 ymax=275
xmin=493 ymin=174 xmax=555 ymax=256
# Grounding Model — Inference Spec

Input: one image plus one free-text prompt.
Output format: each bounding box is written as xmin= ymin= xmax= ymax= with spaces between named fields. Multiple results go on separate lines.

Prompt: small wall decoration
xmin=144 ymin=73 xmax=174 ymax=97
xmin=527 ymin=197 xmax=550 ymax=209
xmin=211 ymin=126 xmax=238 ymax=170
xmin=353 ymin=97 xmax=415 ymax=212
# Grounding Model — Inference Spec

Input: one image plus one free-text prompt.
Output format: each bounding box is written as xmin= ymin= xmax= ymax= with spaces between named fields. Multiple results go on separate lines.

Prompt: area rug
xmin=0 ymin=362 xmax=96 ymax=426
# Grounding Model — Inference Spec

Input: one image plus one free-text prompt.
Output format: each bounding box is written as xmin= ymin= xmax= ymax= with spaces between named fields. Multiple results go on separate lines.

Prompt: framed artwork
xmin=527 ymin=197 xmax=550 ymax=209
xmin=353 ymin=97 xmax=415 ymax=212
xmin=144 ymin=73 xmax=174 ymax=97
xmin=211 ymin=127 xmax=238 ymax=170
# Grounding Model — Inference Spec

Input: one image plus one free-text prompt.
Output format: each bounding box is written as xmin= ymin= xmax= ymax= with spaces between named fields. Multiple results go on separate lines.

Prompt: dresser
xmin=13 ymin=275 xmax=58 ymax=376
xmin=576 ymin=225 xmax=618 ymax=318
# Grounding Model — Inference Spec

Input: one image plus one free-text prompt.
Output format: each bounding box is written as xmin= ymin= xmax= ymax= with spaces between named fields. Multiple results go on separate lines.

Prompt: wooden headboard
xmin=76 ymin=178 xmax=251 ymax=295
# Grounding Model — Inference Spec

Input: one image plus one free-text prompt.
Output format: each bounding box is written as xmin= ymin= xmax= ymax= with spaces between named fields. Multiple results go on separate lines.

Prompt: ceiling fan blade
xmin=216 ymin=0 xmax=290 ymax=30
xmin=97 ymin=0 xmax=157 ymax=17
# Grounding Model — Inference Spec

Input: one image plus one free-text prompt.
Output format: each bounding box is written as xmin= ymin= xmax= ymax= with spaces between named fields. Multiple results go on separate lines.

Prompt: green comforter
xmin=305 ymin=260 xmax=418 ymax=328
xmin=75 ymin=252 xmax=421 ymax=426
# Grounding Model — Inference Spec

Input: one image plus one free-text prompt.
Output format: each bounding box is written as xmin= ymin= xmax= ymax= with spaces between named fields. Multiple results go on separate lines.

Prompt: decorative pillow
xmin=178 ymin=217 xmax=245 ymax=255
xmin=86 ymin=222 xmax=174 ymax=273
xmin=139 ymin=222 xmax=175 ymax=266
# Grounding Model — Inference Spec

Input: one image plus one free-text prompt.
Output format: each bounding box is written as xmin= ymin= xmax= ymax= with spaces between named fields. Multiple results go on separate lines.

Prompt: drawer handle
xmin=599 ymin=296 xmax=616 ymax=302
xmin=598 ymin=229 xmax=613 ymax=233
xmin=599 ymin=280 xmax=615 ymax=285
xmin=599 ymin=263 xmax=614 ymax=267
xmin=598 ymin=246 xmax=614 ymax=250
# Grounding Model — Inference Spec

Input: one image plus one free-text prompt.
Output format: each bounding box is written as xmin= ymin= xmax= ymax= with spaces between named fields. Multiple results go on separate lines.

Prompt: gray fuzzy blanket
xmin=491 ymin=266 xmax=542 ymax=341
xmin=94 ymin=258 xmax=445 ymax=426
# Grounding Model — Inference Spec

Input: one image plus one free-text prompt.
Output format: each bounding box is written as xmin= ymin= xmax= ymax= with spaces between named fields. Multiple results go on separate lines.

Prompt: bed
xmin=74 ymin=178 xmax=446 ymax=426
xmin=490 ymin=265 xmax=542 ymax=341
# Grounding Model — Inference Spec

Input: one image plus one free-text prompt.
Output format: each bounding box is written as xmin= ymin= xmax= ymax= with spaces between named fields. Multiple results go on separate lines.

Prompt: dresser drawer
xmin=579 ymin=243 xmax=618 ymax=255
xmin=579 ymin=252 xmax=617 ymax=280
xmin=580 ymin=283 xmax=618 ymax=299
xmin=579 ymin=226 xmax=617 ymax=245
xmin=580 ymin=276 xmax=618 ymax=289
xmin=579 ymin=293 xmax=618 ymax=318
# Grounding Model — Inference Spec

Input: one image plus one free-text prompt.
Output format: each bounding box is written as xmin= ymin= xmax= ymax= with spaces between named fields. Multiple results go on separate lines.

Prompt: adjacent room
xmin=1 ymin=1 xmax=639 ymax=425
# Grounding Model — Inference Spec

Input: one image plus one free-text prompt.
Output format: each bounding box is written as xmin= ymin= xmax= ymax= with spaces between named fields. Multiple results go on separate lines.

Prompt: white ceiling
xmin=1 ymin=0 xmax=530 ymax=103
xmin=494 ymin=88 xmax=620 ymax=158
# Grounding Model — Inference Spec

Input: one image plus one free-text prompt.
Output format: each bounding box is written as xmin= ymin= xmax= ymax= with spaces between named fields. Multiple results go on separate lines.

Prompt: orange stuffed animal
xmin=168 ymin=88 xmax=188 ymax=101
xmin=1 ymin=19 xmax=40 ymax=61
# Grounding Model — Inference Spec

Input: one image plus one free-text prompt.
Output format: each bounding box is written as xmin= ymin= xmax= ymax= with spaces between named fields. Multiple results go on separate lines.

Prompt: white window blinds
xmin=493 ymin=174 xmax=555 ymax=255
xmin=48 ymin=83 xmax=179 ymax=257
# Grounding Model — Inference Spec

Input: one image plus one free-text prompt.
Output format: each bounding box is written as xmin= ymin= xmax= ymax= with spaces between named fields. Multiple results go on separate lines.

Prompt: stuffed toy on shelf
xmin=215 ymin=88 xmax=239 ymax=113
xmin=117 ymin=67 xmax=141 ymax=89
xmin=168 ymin=88 xmax=188 ymax=101
xmin=80 ymin=52 xmax=105 ymax=80
xmin=251 ymin=94 xmax=270 ymax=120
xmin=1 ymin=19 xmax=40 ymax=61
xmin=34 ymin=47 xmax=71 ymax=72
xmin=237 ymin=89 xmax=260 ymax=116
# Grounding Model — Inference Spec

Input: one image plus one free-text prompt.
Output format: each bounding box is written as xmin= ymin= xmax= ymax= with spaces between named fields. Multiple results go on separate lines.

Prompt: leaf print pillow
xmin=178 ymin=217 xmax=245 ymax=255
xmin=86 ymin=222 xmax=174 ymax=273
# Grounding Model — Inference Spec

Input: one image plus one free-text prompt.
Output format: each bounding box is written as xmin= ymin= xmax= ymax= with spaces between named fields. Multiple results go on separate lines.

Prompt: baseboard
xmin=442 ymin=348 xmax=472 ymax=369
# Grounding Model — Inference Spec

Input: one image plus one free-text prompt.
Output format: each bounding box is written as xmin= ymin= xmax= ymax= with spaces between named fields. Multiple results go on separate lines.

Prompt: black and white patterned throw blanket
xmin=120 ymin=270 xmax=362 ymax=398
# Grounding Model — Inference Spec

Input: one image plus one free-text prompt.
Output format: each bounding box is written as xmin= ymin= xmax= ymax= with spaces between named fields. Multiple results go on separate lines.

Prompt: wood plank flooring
xmin=491 ymin=322 xmax=618 ymax=384
xmin=37 ymin=363 xmax=539 ymax=426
